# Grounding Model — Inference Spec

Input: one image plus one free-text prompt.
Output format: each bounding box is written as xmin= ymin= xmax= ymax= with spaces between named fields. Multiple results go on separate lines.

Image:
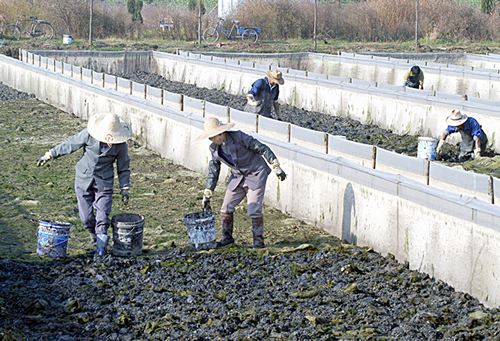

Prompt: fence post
xmin=424 ymin=159 xmax=430 ymax=185
xmin=324 ymin=133 xmax=329 ymax=154
xmin=129 ymin=81 xmax=132 ymax=95
xmin=115 ymin=76 xmax=118 ymax=91
xmin=256 ymin=114 xmax=259 ymax=133
xmin=180 ymin=94 xmax=184 ymax=112
xmin=80 ymin=66 xmax=83 ymax=81
xmin=488 ymin=176 xmax=495 ymax=205
xmin=160 ymin=89 xmax=164 ymax=105
xmin=371 ymin=145 xmax=377 ymax=169
xmin=287 ymin=124 xmax=291 ymax=143
xmin=143 ymin=84 xmax=147 ymax=99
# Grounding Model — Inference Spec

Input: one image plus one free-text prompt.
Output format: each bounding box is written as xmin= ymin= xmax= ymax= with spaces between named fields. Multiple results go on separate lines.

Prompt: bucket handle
xmin=39 ymin=239 xmax=69 ymax=248
xmin=115 ymin=225 xmax=143 ymax=236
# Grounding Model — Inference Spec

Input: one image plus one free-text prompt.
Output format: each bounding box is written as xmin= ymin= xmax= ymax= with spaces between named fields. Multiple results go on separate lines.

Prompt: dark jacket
xmin=206 ymin=131 xmax=278 ymax=191
xmin=244 ymin=77 xmax=280 ymax=117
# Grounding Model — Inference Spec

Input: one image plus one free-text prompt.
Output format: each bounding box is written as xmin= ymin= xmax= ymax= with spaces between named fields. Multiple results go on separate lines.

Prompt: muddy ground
xmin=0 ymin=83 xmax=499 ymax=339
xmin=117 ymin=71 xmax=500 ymax=178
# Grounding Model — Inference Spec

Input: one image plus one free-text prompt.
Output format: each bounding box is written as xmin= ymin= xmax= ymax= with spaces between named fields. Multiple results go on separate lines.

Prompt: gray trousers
xmin=75 ymin=181 xmax=113 ymax=235
xmin=459 ymin=131 xmax=488 ymax=159
xmin=221 ymin=183 xmax=266 ymax=218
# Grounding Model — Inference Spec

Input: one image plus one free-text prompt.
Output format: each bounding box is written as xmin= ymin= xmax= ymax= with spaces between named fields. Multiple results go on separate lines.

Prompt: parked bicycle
xmin=203 ymin=18 xmax=261 ymax=44
xmin=2 ymin=15 xmax=54 ymax=40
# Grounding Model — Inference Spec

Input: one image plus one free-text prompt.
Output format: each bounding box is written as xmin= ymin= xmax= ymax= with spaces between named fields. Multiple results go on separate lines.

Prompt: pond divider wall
xmin=3 ymin=52 xmax=499 ymax=307
xmin=27 ymin=50 xmax=500 ymax=153
xmin=207 ymin=51 xmax=500 ymax=102
xmin=22 ymin=49 xmax=499 ymax=205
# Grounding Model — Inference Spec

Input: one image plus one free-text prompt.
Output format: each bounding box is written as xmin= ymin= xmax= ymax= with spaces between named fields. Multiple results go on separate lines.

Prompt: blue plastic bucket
xmin=417 ymin=137 xmax=437 ymax=160
xmin=37 ymin=221 xmax=72 ymax=258
xmin=183 ymin=211 xmax=216 ymax=250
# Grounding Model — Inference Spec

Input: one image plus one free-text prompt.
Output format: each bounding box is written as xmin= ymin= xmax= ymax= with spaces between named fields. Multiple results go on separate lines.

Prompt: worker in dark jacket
xmin=404 ymin=65 xmax=424 ymax=89
xmin=37 ymin=112 xmax=132 ymax=256
xmin=436 ymin=109 xmax=488 ymax=161
xmin=244 ymin=70 xmax=284 ymax=118
xmin=199 ymin=117 xmax=287 ymax=248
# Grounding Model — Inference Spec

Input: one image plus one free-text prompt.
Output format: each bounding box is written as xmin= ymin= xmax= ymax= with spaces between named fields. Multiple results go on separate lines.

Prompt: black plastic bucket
xmin=183 ymin=210 xmax=216 ymax=250
xmin=111 ymin=213 xmax=145 ymax=257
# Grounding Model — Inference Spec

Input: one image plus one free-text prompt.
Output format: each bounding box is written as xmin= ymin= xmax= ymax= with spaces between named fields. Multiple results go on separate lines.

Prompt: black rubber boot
xmin=252 ymin=217 xmax=265 ymax=249
xmin=216 ymin=212 xmax=234 ymax=248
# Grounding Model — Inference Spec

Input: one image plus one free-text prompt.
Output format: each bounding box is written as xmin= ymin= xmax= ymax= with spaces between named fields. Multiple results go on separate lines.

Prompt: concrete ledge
xmin=183 ymin=96 xmax=204 ymax=117
xmin=429 ymin=162 xmax=492 ymax=203
xmin=205 ymin=102 xmax=229 ymax=122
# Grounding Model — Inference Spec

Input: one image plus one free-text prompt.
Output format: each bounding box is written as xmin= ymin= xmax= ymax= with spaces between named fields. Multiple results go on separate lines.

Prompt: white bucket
xmin=417 ymin=137 xmax=437 ymax=160
xmin=62 ymin=35 xmax=73 ymax=45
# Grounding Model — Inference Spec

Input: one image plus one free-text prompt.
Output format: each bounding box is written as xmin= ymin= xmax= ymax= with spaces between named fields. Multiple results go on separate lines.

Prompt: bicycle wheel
xmin=202 ymin=28 xmax=219 ymax=43
xmin=241 ymin=29 xmax=258 ymax=44
xmin=32 ymin=22 xmax=54 ymax=39
xmin=3 ymin=24 xmax=21 ymax=40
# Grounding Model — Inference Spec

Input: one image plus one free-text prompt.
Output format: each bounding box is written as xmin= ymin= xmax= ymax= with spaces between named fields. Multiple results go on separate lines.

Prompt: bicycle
xmin=2 ymin=15 xmax=54 ymax=40
xmin=203 ymin=18 xmax=261 ymax=44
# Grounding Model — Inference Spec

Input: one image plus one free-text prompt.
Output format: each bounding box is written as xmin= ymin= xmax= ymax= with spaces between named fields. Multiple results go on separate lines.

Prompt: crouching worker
xmin=244 ymin=70 xmax=284 ymax=119
xmin=37 ymin=112 xmax=132 ymax=256
xmin=436 ymin=109 xmax=488 ymax=161
xmin=199 ymin=117 xmax=287 ymax=248
xmin=404 ymin=65 xmax=424 ymax=90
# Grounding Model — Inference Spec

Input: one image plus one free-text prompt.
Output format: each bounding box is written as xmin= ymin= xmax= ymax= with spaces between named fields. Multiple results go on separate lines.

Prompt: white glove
xmin=37 ymin=151 xmax=52 ymax=167
xmin=246 ymin=94 xmax=259 ymax=106
xmin=202 ymin=189 xmax=212 ymax=210
xmin=271 ymin=160 xmax=287 ymax=181
xmin=473 ymin=148 xmax=481 ymax=159
xmin=436 ymin=139 xmax=445 ymax=156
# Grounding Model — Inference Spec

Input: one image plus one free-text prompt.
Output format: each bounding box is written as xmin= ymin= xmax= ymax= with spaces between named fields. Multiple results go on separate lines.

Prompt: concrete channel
xmin=1 ymin=50 xmax=499 ymax=307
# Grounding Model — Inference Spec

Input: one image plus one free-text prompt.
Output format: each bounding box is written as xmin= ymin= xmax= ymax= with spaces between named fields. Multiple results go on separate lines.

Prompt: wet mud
xmin=1 ymin=246 xmax=499 ymax=340
xmin=117 ymin=71 xmax=499 ymax=178
xmin=119 ymin=71 xmax=420 ymax=155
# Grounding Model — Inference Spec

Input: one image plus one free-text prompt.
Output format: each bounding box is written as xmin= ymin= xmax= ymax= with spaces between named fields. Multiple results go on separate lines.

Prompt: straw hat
xmin=197 ymin=117 xmax=235 ymax=140
xmin=446 ymin=109 xmax=468 ymax=127
xmin=266 ymin=70 xmax=285 ymax=85
xmin=87 ymin=112 xmax=132 ymax=144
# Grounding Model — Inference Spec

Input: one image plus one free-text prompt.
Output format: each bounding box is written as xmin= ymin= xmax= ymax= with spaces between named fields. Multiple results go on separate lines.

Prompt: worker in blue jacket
xmin=436 ymin=109 xmax=488 ymax=161
xmin=244 ymin=70 xmax=284 ymax=118
xmin=37 ymin=112 xmax=132 ymax=256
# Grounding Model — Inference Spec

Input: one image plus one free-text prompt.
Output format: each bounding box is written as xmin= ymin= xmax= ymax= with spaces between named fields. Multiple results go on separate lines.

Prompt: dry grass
xmin=0 ymin=0 xmax=498 ymax=41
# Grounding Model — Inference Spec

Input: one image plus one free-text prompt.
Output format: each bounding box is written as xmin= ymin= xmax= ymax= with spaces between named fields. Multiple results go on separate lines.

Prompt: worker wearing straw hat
xmin=37 ymin=112 xmax=132 ymax=256
xmin=436 ymin=109 xmax=488 ymax=161
xmin=244 ymin=70 xmax=284 ymax=118
xmin=199 ymin=117 xmax=287 ymax=248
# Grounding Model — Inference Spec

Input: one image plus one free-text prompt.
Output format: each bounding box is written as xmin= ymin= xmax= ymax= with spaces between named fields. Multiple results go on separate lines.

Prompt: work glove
xmin=271 ymin=160 xmax=287 ymax=181
xmin=473 ymin=148 xmax=481 ymax=160
xmin=37 ymin=151 xmax=52 ymax=167
xmin=120 ymin=188 xmax=129 ymax=205
xmin=202 ymin=188 xmax=212 ymax=211
xmin=246 ymin=94 xmax=260 ymax=107
xmin=435 ymin=139 xmax=445 ymax=157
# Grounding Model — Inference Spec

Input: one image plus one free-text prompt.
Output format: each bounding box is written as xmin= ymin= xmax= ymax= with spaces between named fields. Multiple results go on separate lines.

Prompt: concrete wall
xmin=2 ymin=54 xmax=499 ymax=308
xmin=210 ymin=51 xmax=500 ymax=101
xmin=28 ymin=50 xmax=500 ymax=152
xmin=150 ymin=51 xmax=500 ymax=152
